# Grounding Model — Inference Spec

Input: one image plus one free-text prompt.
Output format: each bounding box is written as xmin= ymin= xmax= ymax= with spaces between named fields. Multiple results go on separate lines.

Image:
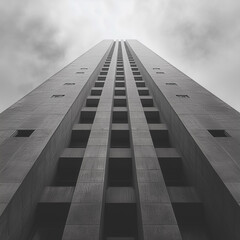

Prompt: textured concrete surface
xmin=1 ymin=39 xmax=240 ymax=240
xmin=127 ymin=39 xmax=240 ymax=240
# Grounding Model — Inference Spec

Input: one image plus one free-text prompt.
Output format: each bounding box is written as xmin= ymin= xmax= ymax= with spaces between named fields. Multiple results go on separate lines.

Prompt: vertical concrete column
xmin=62 ymin=42 xmax=118 ymax=240
xmin=121 ymin=41 xmax=182 ymax=240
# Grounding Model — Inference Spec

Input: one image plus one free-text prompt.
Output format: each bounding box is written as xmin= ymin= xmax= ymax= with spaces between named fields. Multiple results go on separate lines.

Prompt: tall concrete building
xmin=0 ymin=40 xmax=240 ymax=240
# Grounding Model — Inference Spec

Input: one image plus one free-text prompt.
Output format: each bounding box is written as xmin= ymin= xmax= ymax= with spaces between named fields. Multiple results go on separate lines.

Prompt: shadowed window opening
xmin=14 ymin=129 xmax=34 ymax=137
xmin=208 ymin=129 xmax=229 ymax=137
xmin=111 ymin=130 xmax=130 ymax=148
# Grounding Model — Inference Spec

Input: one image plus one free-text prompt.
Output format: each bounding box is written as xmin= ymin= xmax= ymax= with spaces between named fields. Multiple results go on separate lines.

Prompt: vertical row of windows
xmin=124 ymin=42 xmax=212 ymax=240
xmin=103 ymin=42 xmax=138 ymax=240
xmin=27 ymin=44 xmax=117 ymax=240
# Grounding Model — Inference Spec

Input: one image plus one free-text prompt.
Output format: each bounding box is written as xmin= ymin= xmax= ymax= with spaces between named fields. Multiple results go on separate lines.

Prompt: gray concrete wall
xmin=0 ymin=40 xmax=113 ymax=240
xmin=127 ymin=39 xmax=240 ymax=240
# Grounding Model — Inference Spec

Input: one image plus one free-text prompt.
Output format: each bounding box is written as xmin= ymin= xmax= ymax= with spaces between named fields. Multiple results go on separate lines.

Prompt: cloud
xmin=0 ymin=0 xmax=240 ymax=112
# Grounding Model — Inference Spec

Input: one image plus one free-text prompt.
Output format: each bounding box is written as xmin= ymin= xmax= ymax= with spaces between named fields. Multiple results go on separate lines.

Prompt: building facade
xmin=0 ymin=40 xmax=240 ymax=240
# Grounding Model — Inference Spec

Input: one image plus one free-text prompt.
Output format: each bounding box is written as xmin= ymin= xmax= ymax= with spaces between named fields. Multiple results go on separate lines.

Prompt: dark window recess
xmin=102 ymin=67 xmax=109 ymax=71
xmin=86 ymin=98 xmax=99 ymax=107
xmin=115 ymin=89 xmax=126 ymax=96
xmin=98 ymin=76 xmax=106 ymax=81
xmin=100 ymin=71 xmax=108 ymax=75
xmin=166 ymin=83 xmax=177 ymax=85
xmin=134 ymin=76 xmax=142 ymax=81
xmin=141 ymin=98 xmax=154 ymax=107
xmin=76 ymin=71 xmax=84 ymax=74
xmin=156 ymin=71 xmax=165 ymax=74
xmin=144 ymin=111 xmax=160 ymax=123
xmin=117 ymin=68 xmax=124 ymax=71
xmin=14 ymin=129 xmax=34 ymax=137
xmin=136 ymin=82 xmax=145 ymax=87
xmin=64 ymin=83 xmax=75 ymax=85
xmin=51 ymin=95 xmax=65 ymax=98
xmin=95 ymin=81 xmax=104 ymax=87
xmin=150 ymin=130 xmax=171 ymax=148
xmin=111 ymin=130 xmax=130 ymax=148
xmin=32 ymin=202 xmax=70 ymax=240
xmin=108 ymin=158 xmax=132 ymax=186
xmin=91 ymin=89 xmax=102 ymax=96
xmin=54 ymin=157 xmax=83 ymax=186
xmin=132 ymin=71 xmax=141 ymax=76
xmin=116 ymin=71 xmax=124 ymax=76
xmin=112 ymin=111 xmax=128 ymax=123
xmin=79 ymin=111 xmax=96 ymax=123
xmin=115 ymin=81 xmax=125 ymax=87
xmin=208 ymin=130 xmax=229 ymax=137
xmin=159 ymin=157 xmax=187 ymax=186
xmin=103 ymin=203 xmax=138 ymax=238
xmin=116 ymin=76 xmax=124 ymax=81
xmin=69 ymin=130 xmax=90 ymax=148
xmin=138 ymin=89 xmax=149 ymax=96
xmin=114 ymin=98 xmax=127 ymax=107
xmin=176 ymin=95 xmax=189 ymax=98
xmin=172 ymin=202 xmax=204 ymax=225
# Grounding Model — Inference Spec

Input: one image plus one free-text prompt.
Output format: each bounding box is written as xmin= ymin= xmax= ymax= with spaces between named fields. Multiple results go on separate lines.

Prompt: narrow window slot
xmin=14 ymin=129 xmax=35 ymax=137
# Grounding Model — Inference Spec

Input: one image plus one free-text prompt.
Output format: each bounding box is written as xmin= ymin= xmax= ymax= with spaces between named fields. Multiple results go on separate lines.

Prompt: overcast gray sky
xmin=0 ymin=0 xmax=240 ymax=113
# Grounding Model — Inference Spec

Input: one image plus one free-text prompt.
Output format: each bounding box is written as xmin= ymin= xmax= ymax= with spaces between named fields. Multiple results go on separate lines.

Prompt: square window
xmin=104 ymin=203 xmax=138 ymax=238
xmin=14 ymin=129 xmax=34 ymax=137
xmin=138 ymin=88 xmax=149 ymax=96
xmin=150 ymin=130 xmax=171 ymax=148
xmin=134 ymin=76 xmax=142 ymax=81
xmin=95 ymin=81 xmax=104 ymax=87
xmin=79 ymin=111 xmax=96 ymax=123
xmin=141 ymin=97 xmax=153 ymax=107
xmin=91 ymin=88 xmax=102 ymax=96
xmin=100 ymin=71 xmax=108 ymax=75
xmin=132 ymin=71 xmax=140 ymax=76
xmin=112 ymin=111 xmax=128 ymax=123
xmin=111 ymin=130 xmax=130 ymax=148
xmin=116 ymin=76 xmax=124 ymax=81
xmin=86 ymin=97 xmax=99 ymax=107
xmin=98 ymin=76 xmax=106 ymax=81
xmin=136 ymin=82 xmax=145 ymax=88
xmin=115 ymin=88 xmax=126 ymax=96
xmin=115 ymin=81 xmax=125 ymax=87
xmin=114 ymin=98 xmax=127 ymax=107
xmin=144 ymin=110 xmax=160 ymax=123
xmin=69 ymin=130 xmax=90 ymax=148
xmin=108 ymin=158 xmax=132 ymax=186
